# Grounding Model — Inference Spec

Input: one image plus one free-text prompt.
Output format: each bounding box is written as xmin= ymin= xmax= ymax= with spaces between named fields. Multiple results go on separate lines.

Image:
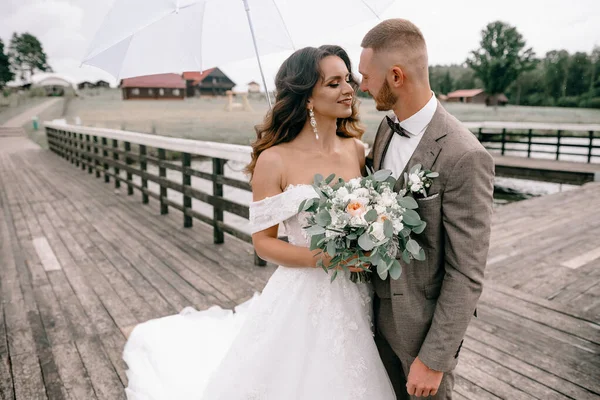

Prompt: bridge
xmin=0 ymin=121 xmax=598 ymax=399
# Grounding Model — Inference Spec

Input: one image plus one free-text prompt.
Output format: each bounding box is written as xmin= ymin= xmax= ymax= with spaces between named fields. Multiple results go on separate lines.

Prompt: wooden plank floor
xmin=1 ymin=143 xmax=599 ymax=399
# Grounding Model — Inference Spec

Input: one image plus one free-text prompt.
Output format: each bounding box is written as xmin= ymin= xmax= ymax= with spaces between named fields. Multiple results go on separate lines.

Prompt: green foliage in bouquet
xmin=297 ymin=169 xmax=428 ymax=283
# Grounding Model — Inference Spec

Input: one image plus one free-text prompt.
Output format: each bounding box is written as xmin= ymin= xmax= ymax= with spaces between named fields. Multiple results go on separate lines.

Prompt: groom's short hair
xmin=361 ymin=19 xmax=428 ymax=80
xmin=361 ymin=19 xmax=426 ymax=54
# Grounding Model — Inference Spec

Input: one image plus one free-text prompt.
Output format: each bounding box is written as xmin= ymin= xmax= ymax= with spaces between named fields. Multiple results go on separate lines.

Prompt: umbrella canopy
xmin=82 ymin=0 xmax=395 ymax=80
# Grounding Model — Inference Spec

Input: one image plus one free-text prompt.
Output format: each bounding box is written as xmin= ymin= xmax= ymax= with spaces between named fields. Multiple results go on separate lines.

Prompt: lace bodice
xmin=249 ymin=184 xmax=318 ymax=246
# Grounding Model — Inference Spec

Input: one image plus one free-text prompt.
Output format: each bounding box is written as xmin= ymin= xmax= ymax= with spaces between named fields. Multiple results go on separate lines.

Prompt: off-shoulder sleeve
xmin=249 ymin=185 xmax=318 ymax=234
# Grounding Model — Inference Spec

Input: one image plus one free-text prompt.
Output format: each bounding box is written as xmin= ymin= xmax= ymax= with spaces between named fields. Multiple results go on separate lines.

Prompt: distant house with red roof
xmin=120 ymin=73 xmax=186 ymax=100
xmin=446 ymin=89 xmax=508 ymax=106
xmin=182 ymin=68 xmax=235 ymax=97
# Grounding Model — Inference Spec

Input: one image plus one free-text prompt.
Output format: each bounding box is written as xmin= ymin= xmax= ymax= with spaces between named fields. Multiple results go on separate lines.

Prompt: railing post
xmin=68 ymin=131 xmax=74 ymax=164
xmin=93 ymin=136 xmax=101 ymax=178
xmin=255 ymin=251 xmax=266 ymax=267
xmin=501 ymin=129 xmax=506 ymax=155
xmin=140 ymin=145 xmax=148 ymax=204
xmin=65 ymin=131 xmax=71 ymax=163
xmin=556 ymin=130 xmax=562 ymax=161
xmin=213 ymin=158 xmax=225 ymax=244
xmin=527 ymin=129 xmax=533 ymax=158
xmin=588 ymin=131 xmax=594 ymax=163
xmin=182 ymin=152 xmax=192 ymax=228
xmin=101 ymin=137 xmax=109 ymax=182
xmin=113 ymin=139 xmax=121 ymax=188
xmin=73 ymin=131 xmax=79 ymax=167
xmin=86 ymin=134 xmax=93 ymax=173
xmin=158 ymin=148 xmax=168 ymax=215
xmin=124 ymin=141 xmax=133 ymax=195
xmin=80 ymin=134 xmax=86 ymax=170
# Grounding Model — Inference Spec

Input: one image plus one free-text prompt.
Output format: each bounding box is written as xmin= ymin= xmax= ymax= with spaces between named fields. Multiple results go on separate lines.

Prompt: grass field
xmin=63 ymin=89 xmax=600 ymax=146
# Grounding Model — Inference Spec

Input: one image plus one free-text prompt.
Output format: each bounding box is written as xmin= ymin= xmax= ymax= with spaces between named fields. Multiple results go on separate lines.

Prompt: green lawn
xmin=63 ymin=89 xmax=600 ymax=146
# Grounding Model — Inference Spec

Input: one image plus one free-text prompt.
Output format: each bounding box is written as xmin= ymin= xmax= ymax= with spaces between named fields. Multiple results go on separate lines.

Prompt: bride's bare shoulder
xmin=252 ymin=147 xmax=286 ymax=201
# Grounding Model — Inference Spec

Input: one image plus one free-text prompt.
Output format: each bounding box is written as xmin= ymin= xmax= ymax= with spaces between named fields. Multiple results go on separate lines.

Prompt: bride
xmin=123 ymin=45 xmax=395 ymax=399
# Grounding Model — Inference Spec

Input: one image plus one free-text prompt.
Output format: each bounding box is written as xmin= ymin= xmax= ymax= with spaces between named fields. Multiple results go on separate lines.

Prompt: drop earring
xmin=309 ymin=108 xmax=319 ymax=140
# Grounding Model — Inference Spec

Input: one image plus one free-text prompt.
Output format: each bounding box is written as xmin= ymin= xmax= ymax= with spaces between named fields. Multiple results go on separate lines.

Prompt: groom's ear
xmin=390 ymin=66 xmax=405 ymax=88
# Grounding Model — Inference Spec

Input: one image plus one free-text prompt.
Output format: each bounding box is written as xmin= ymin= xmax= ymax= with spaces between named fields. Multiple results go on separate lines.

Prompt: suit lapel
xmin=373 ymin=114 xmax=394 ymax=171
xmin=393 ymin=102 xmax=448 ymax=192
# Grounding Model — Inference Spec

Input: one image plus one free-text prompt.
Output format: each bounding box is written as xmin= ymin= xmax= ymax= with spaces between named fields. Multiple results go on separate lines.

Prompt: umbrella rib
xmin=359 ymin=0 xmax=383 ymax=19
xmin=270 ymin=0 xmax=296 ymax=50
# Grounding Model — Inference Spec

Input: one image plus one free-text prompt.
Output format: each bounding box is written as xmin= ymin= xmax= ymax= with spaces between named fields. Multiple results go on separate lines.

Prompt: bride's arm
xmin=251 ymin=148 xmax=323 ymax=268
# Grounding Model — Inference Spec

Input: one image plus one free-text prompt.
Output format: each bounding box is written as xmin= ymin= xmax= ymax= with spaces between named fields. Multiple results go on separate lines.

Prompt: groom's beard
xmin=374 ymin=80 xmax=397 ymax=111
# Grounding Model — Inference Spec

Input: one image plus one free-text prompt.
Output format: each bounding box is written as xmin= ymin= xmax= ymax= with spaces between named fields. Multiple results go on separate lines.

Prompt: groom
xmin=360 ymin=19 xmax=495 ymax=399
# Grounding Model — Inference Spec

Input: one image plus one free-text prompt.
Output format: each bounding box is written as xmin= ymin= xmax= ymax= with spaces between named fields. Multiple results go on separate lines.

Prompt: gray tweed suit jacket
xmin=366 ymin=101 xmax=495 ymax=372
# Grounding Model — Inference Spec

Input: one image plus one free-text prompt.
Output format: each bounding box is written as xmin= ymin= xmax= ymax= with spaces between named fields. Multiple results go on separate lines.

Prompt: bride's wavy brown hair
xmin=245 ymin=45 xmax=365 ymax=179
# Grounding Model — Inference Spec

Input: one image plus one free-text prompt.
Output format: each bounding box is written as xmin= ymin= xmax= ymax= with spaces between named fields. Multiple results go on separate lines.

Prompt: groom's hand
xmin=406 ymin=357 xmax=443 ymax=397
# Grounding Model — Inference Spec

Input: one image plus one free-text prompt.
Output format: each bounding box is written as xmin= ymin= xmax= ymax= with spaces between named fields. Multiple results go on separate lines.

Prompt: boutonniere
xmin=404 ymin=164 xmax=439 ymax=198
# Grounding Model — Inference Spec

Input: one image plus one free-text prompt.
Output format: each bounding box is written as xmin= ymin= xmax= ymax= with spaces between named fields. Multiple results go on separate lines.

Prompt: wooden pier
xmin=0 ymin=128 xmax=598 ymax=399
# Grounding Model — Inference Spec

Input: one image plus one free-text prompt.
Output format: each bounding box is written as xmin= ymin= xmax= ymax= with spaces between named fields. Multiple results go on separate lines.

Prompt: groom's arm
xmin=418 ymin=147 xmax=495 ymax=372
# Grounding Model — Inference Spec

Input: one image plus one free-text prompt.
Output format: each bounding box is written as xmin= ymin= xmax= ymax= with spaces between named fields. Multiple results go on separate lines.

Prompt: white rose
xmin=348 ymin=178 xmax=361 ymax=189
xmin=411 ymin=183 xmax=422 ymax=192
xmin=380 ymin=192 xmax=396 ymax=207
xmin=393 ymin=219 xmax=404 ymax=234
xmin=336 ymin=187 xmax=349 ymax=199
xmin=353 ymin=188 xmax=369 ymax=198
xmin=409 ymin=173 xmax=421 ymax=185
xmin=375 ymin=205 xmax=386 ymax=215
xmin=370 ymin=222 xmax=386 ymax=242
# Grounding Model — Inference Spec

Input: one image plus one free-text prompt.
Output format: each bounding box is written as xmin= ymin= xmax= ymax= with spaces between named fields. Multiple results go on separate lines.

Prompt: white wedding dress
xmin=123 ymin=184 xmax=395 ymax=400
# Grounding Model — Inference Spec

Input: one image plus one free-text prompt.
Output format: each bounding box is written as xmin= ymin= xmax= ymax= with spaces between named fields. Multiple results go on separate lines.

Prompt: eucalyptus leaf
xmin=364 ymin=209 xmax=378 ymax=223
xmin=302 ymin=198 xmax=314 ymax=211
xmin=310 ymin=234 xmax=324 ymax=250
xmin=358 ymin=233 xmax=376 ymax=251
xmin=414 ymin=248 xmax=426 ymax=261
xmin=325 ymin=173 xmax=336 ymax=184
xmin=373 ymin=169 xmax=392 ymax=182
xmin=330 ymin=269 xmax=338 ymax=282
xmin=384 ymin=219 xmax=394 ymax=238
xmin=402 ymin=249 xmax=411 ymax=264
xmin=306 ymin=225 xmax=326 ymax=235
xmin=389 ymin=260 xmax=402 ymax=280
xmin=347 ymin=233 xmax=358 ymax=240
xmin=406 ymin=239 xmax=420 ymax=256
xmin=298 ymin=199 xmax=307 ymax=213
xmin=398 ymin=196 xmax=418 ymax=210
xmin=412 ymin=221 xmax=427 ymax=234
xmin=314 ymin=173 xmax=324 ymax=185
xmin=327 ymin=240 xmax=337 ymax=258
xmin=316 ymin=210 xmax=332 ymax=227
xmin=372 ymin=251 xmax=383 ymax=265
xmin=410 ymin=164 xmax=422 ymax=174
xmin=426 ymin=172 xmax=439 ymax=178
xmin=402 ymin=209 xmax=421 ymax=226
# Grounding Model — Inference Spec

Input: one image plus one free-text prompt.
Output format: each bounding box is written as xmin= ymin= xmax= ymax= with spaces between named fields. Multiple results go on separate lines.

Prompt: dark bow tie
xmin=386 ymin=116 xmax=410 ymax=138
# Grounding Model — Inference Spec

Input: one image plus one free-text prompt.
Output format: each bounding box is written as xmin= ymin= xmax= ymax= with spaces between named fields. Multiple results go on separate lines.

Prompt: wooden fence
xmin=44 ymin=123 xmax=266 ymax=266
xmin=464 ymin=121 xmax=600 ymax=163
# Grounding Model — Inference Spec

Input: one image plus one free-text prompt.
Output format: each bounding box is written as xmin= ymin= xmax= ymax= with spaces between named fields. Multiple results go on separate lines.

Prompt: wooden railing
xmin=44 ymin=123 xmax=266 ymax=266
xmin=464 ymin=122 xmax=600 ymax=163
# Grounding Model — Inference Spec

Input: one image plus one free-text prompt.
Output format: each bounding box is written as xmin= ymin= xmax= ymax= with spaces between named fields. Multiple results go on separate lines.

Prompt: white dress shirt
xmin=382 ymin=93 xmax=438 ymax=179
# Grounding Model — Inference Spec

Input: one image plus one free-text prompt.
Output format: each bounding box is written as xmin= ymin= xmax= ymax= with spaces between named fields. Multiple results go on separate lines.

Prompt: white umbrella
xmin=82 ymin=0 xmax=395 ymax=107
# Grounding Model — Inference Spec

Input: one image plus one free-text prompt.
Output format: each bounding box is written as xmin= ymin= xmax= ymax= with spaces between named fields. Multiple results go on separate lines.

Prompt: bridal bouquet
xmin=298 ymin=169 xmax=428 ymax=283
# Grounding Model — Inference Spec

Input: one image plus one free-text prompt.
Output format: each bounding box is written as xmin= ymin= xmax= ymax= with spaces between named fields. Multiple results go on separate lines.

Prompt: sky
xmin=1 ymin=0 xmax=599 ymax=90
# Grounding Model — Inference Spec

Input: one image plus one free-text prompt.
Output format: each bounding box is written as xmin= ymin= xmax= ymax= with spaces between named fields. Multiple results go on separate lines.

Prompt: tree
xmin=439 ymin=71 xmax=453 ymax=94
xmin=565 ymin=52 xmax=591 ymax=97
xmin=0 ymin=38 xmax=14 ymax=87
xmin=543 ymin=50 xmax=570 ymax=99
xmin=466 ymin=21 xmax=536 ymax=105
xmin=8 ymin=32 xmax=52 ymax=83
